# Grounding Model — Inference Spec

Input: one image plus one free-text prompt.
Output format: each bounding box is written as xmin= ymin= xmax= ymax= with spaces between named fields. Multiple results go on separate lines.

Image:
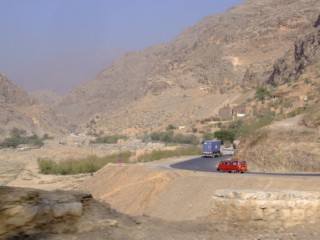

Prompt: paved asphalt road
xmin=170 ymin=155 xmax=320 ymax=177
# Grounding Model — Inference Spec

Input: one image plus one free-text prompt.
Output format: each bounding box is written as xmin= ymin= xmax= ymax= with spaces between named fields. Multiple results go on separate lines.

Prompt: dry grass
xmin=237 ymin=129 xmax=320 ymax=172
xmin=38 ymin=146 xmax=201 ymax=175
xmin=38 ymin=152 xmax=132 ymax=175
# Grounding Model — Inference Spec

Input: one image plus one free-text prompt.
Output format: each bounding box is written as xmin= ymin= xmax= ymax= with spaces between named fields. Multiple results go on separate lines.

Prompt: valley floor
xmin=1 ymin=144 xmax=320 ymax=239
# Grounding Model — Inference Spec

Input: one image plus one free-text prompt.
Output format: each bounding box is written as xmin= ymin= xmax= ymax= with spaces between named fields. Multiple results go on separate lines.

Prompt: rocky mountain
xmin=0 ymin=74 xmax=69 ymax=139
xmin=269 ymin=17 xmax=320 ymax=86
xmin=57 ymin=0 xmax=320 ymax=135
xmin=235 ymin=20 xmax=320 ymax=172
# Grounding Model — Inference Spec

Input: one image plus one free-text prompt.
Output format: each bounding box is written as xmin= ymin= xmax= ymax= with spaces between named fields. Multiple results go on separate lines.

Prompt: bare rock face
xmin=211 ymin=189 xmax=320 ymax=228
xmin=268 ymin=29 xmax=320 ymax=86
xmin=0 ymin=187 xmax=117 ymax=239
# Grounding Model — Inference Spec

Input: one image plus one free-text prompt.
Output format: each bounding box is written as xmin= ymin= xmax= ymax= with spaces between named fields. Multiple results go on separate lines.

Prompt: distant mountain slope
xmin=29 ymin=89 xmax=63 ymax=105
xmin=0 ymin=74 xmax=69 ymax=138
xmin=58 ymin=0 xmax=320 ymax=134
xmin=0 ymin=73 xmax=35 ymax=106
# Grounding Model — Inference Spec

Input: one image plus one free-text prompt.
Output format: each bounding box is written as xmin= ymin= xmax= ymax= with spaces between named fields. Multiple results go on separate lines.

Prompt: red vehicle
xmin=217 ymin=158 xmax=247 ymax=173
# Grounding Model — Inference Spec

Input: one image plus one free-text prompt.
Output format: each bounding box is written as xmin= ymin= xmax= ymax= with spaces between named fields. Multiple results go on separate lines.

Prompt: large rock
xmin=0 ymin=187 xmax=117 ymax=239
xmin=211 ymin=189 xmax=320 ymax=228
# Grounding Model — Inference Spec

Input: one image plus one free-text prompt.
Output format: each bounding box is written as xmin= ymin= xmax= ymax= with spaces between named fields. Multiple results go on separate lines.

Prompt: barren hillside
xmin=0 ymin=74 xmax=69 ymax=138
xmin=57 ymin=0 xmax=320 ymax=134
xmin=235 ymin=21 xmax=320 ymax=172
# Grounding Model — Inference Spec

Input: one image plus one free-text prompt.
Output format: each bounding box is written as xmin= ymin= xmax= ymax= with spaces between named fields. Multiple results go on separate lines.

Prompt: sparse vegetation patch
xmin=38 ymin=152 xmax=131 ymax=175
xmin=0 ymin=128 xmax=48 ymax=149
xmin=143 ymin=131 xmax=200 ymax=145
xmin=91 ymin=134 xmax=127 ymax=144
xmin=136 ymin=146 xmax=202 ymax=162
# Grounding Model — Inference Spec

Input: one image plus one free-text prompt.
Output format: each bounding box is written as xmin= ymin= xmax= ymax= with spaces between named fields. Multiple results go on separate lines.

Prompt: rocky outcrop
xmin=0 ymin=187 xmax=118 ymax=239
xmin=211 ymin=189 xmax=320 ymax=228
xmin=268 ymin=28 xmax=320 ymax=86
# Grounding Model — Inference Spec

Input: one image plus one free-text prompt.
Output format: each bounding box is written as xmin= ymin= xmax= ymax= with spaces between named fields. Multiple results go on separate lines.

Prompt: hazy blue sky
xmin=0 ymin=0 xmax=244 ymax=94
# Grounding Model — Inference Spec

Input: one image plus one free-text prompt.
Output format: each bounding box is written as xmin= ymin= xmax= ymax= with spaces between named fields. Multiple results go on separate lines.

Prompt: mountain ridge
xmin=57 ymin=0 xmax=320 ymax=135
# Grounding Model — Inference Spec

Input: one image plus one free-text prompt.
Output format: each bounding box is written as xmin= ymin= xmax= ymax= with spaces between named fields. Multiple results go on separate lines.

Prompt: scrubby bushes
xmin=91 ymin=134 xmax=127 ymax=144
xmin=0 ymin=128 xmax=48 ymax=148
xmin=38 ymin=152 xmax=131 ymax=175
xmin=136 ymin=146 xmax=201 ymax=162
xmin=147 ymin=131 xmax=199 ymax=145
xmin=213 ymin=130 xmax=236 ymax=143
xmin=255 ymin=87 xmax=270 ymax=101
xmin=213 ymin=117 xmax=273 ymax=142
xmin=38 ymin=146 xmax=201 ymax=175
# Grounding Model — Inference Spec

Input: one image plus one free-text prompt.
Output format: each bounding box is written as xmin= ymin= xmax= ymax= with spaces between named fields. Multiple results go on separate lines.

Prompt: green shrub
xmin=38 ymin=152 xmax=131 ymax=175
xmin=38 ymin=146 xmax=203 ymax=175
xmin=92 ymin=134 xmax=127 ymax=144
xmin=136 ymin=146 xmax=201 ymax=162
xmin=255 ymin=87 xmax=270 ymax=101
xmin=166 ymin=124 xmax=176 ymax=131
xmin=213 ymin=130 xmax=236 ymax=143
xmin=0 ymin=128 xmax=45 ymax=148
xmin=42 ymin=133 xmax=54 ymax=140
xmin=148 ymin=131 xmax=199 ymax=145
xmin=214 ymin=117 xmax=273 ymax=141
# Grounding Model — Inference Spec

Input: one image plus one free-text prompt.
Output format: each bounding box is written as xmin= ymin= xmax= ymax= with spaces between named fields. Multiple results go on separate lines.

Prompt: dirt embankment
xmin=79 ymin=159 xmax=320 ymax=222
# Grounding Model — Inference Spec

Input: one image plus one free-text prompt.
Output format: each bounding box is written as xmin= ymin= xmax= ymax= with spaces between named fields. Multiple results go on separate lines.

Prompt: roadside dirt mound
xmin=79 ymin=164 xmax=192 ymax=218
xmin=79 ymin=161 xmax=320 ymax=222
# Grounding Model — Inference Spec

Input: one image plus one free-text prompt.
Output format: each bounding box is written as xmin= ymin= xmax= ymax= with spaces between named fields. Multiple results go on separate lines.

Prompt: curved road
xmin=170 ymin=155 xmax=320 ymax=177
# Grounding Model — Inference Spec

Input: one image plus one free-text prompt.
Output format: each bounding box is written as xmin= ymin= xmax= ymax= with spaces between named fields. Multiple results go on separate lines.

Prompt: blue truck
xmin=202 ymin=140 xmax=222 ymax=158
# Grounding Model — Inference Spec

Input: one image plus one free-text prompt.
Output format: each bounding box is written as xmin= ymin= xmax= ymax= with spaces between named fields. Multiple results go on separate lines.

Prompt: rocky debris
xmin=211 ymin=189 xmax=320 ymax=228
xmin=0 ymin=187 xmax=118 ymax=239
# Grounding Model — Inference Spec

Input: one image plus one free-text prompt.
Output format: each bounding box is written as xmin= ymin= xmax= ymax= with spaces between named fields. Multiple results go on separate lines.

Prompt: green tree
xmin=214 ymin=130 xmax=236 ymax=143
xmin=0 ymin=128 xmax=44 ymax=148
